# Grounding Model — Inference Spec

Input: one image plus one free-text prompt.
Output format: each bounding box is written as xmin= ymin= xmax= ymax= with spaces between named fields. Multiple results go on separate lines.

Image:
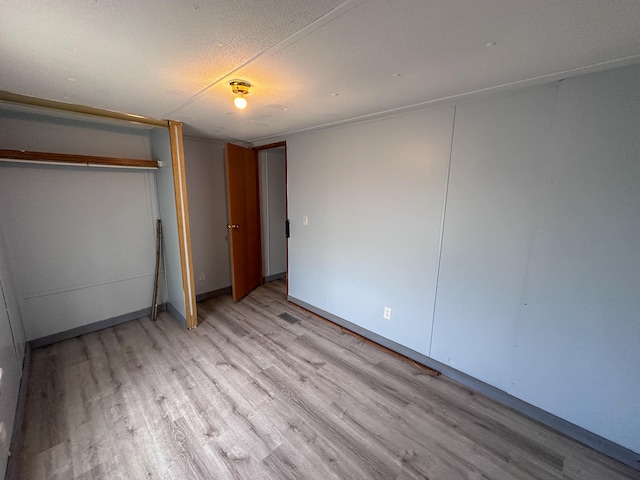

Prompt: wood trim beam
xmin=0 ymin=148 xmax=158 ymax=169
xmin=168 ymin=121 xmax=197 ymax=329
xmin=0 ymin=90 xmax=168 ymax=128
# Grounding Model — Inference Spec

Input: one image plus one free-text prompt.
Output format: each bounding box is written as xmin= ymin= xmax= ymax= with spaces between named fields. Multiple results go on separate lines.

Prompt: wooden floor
xmin=10 ymin=280 xmax=640 ymax=479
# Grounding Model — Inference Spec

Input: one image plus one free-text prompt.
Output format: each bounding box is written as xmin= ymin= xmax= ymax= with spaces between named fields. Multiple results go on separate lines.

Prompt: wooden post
xmin=168 ymin=121 xmax=197 ymax=329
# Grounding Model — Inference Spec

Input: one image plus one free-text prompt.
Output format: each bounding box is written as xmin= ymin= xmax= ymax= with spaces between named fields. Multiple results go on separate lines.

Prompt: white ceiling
xmin=1 ymin=0 xmax=639 ymax=144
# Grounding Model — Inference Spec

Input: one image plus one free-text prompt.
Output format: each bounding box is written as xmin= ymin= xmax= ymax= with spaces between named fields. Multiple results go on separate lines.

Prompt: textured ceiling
xmin=1 ymin=0 xmax=639 ymax=144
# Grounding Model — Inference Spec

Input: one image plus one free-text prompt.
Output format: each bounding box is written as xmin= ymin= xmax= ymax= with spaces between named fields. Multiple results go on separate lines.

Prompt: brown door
xmin=225 ymin=143 xmax=262 ymax=301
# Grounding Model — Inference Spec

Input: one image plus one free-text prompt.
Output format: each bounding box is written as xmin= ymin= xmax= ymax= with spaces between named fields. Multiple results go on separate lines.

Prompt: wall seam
xmin=428 ymin=105 xmax=456 ymax=356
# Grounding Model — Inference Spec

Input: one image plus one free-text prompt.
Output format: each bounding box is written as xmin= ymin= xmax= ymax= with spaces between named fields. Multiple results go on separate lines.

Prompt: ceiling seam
xmin=162 ymin=0 xmax=368 ymax=118
xmin=248 ymin=53 xmax=640 ymax=145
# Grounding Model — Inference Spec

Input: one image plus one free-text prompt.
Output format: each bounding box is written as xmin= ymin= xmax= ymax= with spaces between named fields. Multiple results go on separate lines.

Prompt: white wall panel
xmin=0 ymin=109 xmax=151 ymax=158
xmin=151 ymin=129 xmax=185 ymax=319
xmin=0 ymin=303 xmax=19 ymax=478
xmin=0 ymin=164 xmax=160 ymax=340
xmin=431 ymin=86 xmax=558 ymax=389
xmin=0 ymin=227 xmax=25 ymax=367
xmin=324 ymin=108 xmax=454 ymax=354
xmin=0 ymin=231 xmax=24 ymax=478
xmin=511 ymin=66 xmax=640 ymax=452
xmin=0 ymin=111 xmax=162 ymax=341
xmin=285 ymin=64 xmax=640 ymax=455
xmin=183 ymin=137 xmax=231 ymax=294
xmin=288 ymin=107 xmax=453 ymax=353
xmin=287 ymin=135 xmax=329 ymax=309
xmin=259 ymin=147 xmax=287 ymax=278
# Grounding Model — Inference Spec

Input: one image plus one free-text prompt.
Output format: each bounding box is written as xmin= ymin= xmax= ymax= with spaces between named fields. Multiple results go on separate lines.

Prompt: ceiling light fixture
xmin=229 ymin=80 xmax=251 ymax=109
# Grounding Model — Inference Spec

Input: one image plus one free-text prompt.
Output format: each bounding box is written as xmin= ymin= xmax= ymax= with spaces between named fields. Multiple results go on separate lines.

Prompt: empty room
xmin=1 ymin=1 xmax=639 ymax=479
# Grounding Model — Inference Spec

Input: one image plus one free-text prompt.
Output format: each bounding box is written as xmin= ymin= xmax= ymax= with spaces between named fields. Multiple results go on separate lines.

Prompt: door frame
xmin=253 ymin=141 xmax=288 ymax=295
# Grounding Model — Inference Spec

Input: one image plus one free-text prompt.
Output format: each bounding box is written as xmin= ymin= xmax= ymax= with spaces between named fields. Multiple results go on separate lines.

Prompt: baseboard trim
xmin=166 ymin=302 xmax=187 ymax=327
xmin=195 ymin=286 xmax=232 ymax=302
xmin=288 ymin=295 xmax=640 ymax=471
xmin=5 ymin=344 xmax=31 ymax=480
xmin=29 ymin=304 xmax=167 ymax=349
xmin=263 ymin=272 xmax=286 ymax=283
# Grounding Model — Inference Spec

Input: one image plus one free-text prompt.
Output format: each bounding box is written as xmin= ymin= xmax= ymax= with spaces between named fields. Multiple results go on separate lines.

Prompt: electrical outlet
xmin=198 ymin=272 xmax=205 ymax=281
xmin=383 ymin=306 xmax=392 ymax=320
xmin=303 ymin=215 xmax=309 ymax=225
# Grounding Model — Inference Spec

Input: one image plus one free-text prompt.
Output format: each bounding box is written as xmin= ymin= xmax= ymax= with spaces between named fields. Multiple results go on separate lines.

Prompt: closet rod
xmin=0 ymin=148 xmax=159 ymax=169
xmin=0 ymin=90 xmax=168 ymax=128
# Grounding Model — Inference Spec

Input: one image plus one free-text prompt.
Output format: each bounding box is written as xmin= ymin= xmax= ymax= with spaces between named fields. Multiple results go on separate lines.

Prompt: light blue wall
xmin=0 ymin=226 xmax=25 ymax=478
xmin=289 ymin=107 xmax=455 ymax=354
xmin=287 ymin=137 xmax=330 ymax=310
xmin=183 ymin=137 xmax=231 ymax=295
xmin=432 ymin=85 xmax=559 ymax=390
xmin=508 ymin=67 xmax=640 ymax=453
xmin=0 ymin=112 xmax=188 ymax=477
xmin=151 ymin=129 xmax=186 ymax=321
xmin=259 ymin=147 xmax=287 ymax=278
xmin=286 ymin=64 xmax=640 ymax=454
xmin=0 ymin=227 xmax=25 ymax=368
xmin=0 ymin=111 xmax=163 ymax=341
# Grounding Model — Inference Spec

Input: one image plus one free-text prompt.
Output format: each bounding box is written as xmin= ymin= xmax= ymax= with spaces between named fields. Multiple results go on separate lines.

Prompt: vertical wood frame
xmin=168 ymin=121 xmax=197 ymax=328
xmin=254 ymin=141 xmax=288 ymax=294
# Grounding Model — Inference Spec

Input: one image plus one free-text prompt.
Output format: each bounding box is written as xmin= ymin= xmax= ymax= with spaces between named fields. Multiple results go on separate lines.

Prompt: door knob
xmin=227 ymin=224 xmax=239 ymax=229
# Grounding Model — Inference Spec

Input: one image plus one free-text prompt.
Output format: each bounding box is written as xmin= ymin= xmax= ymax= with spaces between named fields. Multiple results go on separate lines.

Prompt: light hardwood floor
xmin=10 ymin=280 xmax=640 ymax=479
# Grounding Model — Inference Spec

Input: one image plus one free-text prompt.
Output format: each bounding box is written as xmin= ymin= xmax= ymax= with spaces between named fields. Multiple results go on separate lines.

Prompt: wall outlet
xmin=383 ymin=306 xmax=392 ymax=320
xmin=198 ymin=272 xmax=205 ymax=281
xmin=303 ymin=215 xmax=309 ymax=225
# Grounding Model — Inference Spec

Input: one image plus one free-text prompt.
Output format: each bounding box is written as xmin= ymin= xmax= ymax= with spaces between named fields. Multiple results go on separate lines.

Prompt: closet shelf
xmin=0 ymin=148 xmax=159 ymax=169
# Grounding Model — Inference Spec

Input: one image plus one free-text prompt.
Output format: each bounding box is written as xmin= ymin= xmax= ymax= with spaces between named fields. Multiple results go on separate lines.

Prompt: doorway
xmin=225 ymin=142 xmax=288 ymax=301
xmin=257 ymin=144 xmax=288 ymax=290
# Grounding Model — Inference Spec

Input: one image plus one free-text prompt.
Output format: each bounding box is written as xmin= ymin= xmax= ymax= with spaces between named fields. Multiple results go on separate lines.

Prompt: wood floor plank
xmin=261 ymin=384 xmax=393 ymax=480
xmin=21 ymin=440 xmax=74 ymax=480
xmin=372 ymin=359 xmax=569 ymax=478
xmin=11 ymin=279 xmax=640 ymax=479
xmin=259 ymin=364 xmax=402 ymax=479
xmin=26 ymin=349 xmax=70 ymax=453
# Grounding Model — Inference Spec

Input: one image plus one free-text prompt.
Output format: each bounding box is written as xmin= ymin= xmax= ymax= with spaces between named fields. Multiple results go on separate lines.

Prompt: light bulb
xmin=234 ymin=95 xmax=247 ymax=109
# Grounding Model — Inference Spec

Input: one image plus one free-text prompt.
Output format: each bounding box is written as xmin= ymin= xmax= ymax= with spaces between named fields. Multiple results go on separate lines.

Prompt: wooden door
xmin=225 ymin=143 xmax=262 ymax=301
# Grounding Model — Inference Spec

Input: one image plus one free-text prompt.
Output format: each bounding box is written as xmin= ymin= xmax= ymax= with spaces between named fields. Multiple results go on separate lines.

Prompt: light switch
xmin=303 ymin=216 xmax=309 ymax=225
